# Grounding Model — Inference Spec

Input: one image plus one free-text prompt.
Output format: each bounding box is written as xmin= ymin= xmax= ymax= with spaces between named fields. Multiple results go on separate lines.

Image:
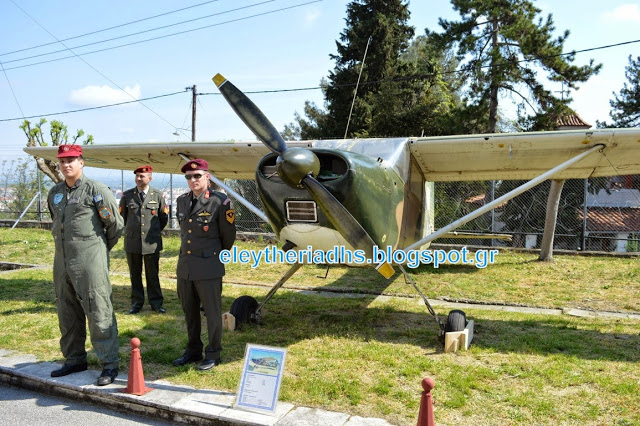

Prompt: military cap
xmin=133 ymin=165 xmax=153 ymax=174
xmin=57 ymin=144 xmax=83 ymax=158
xmin=181 ymin=158 xmax=209 ymax=173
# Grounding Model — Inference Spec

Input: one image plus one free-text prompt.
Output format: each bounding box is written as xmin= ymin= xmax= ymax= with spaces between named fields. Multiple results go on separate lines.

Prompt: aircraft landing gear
xmin=228 ymin=263 xmax=303 ymax=329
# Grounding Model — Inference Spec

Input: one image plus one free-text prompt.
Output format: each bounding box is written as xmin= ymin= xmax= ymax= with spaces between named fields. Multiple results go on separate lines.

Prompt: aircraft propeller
xmin=212 ymin=73 xmax=393 ymax=278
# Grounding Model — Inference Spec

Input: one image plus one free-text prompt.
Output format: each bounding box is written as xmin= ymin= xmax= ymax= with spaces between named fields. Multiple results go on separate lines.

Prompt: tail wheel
xmin=229 ymin=296 xmax=259 ymax=329
xmin=445 ymin=309 xmax=466 ymax=333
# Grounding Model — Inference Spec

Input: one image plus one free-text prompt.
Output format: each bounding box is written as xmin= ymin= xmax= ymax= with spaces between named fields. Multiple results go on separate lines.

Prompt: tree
xmin=20 ymin=118 xmax=94 ymax=184
xmin=429 ymin=0 xmax=601 ymax=132
xmin=608 ymin=55 xmax=640 ymax=127
xmin=294 ymin=0 xmax=414 ymax=139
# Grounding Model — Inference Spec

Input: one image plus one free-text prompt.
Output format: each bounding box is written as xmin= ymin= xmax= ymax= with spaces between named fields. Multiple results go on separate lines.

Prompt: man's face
xmin=185 ymin=170 xmax=209 ymax=195
xmin=58 ymin=157 xmax=83 ymax=181
xmin=135 ymin=172 xmax=152 ymax=190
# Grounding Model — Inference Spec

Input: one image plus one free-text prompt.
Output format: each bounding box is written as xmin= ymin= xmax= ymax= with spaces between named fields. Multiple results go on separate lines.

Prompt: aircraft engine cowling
xmin=256 ymin=148 xmax=405 ymax=252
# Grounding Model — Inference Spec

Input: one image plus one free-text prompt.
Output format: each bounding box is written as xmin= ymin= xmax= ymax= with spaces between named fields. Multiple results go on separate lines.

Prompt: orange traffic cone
xmin=417 ymin=377 xmax=435 ymax=426
xmin=122 ymin=337 xmax=152 ymax=395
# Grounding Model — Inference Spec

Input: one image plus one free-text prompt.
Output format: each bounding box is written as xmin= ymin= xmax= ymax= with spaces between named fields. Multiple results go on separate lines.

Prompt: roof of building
xmin=556 ymin=112 xmax=591 ymax=129
xmin=580 ymin=207 xmax=640 ymax=232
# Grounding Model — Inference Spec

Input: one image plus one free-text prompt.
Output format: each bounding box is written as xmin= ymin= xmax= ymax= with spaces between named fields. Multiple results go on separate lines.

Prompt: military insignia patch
xmin=93 ymin=194 xmax=103 ymax=203
xmin=163 ymin=206 xmax=169 ymax=214
xmin=223 ymin=198 xmax=231 ymax=206
xmin=119 ymin=205 xmax=123 ymax=213
xmin=152 ymin=210 xmax=156 ymax=215
xmin=99 ymin=207 xmax=112 ymax=219
xmin=203 ymin=225 xmax=209 ymax=232
xmin=53 ymin=193 xmax=63 ymax=204
xmin=226 ymin=209 xmax=235 ymax=224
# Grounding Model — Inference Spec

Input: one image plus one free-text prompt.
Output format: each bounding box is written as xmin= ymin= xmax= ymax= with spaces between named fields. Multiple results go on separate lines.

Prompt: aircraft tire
xmin=230 ymin=295 xmax=259 ymax=329
xmin=445 ymin=309 xmax=466 ymax=333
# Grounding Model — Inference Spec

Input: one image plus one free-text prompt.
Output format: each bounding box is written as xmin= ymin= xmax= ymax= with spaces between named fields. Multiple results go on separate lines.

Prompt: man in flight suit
xmin=172 ymin=159 xmax=236 ymax=371
xmin=119 ymin=165 xmax=169 ymax=314
xmin=47 ymin=144 xmax=123 ymax=386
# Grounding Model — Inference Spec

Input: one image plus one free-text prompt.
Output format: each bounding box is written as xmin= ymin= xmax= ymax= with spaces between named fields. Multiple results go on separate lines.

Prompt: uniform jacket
xmin=176 ymin=189 xmax=236 ymax=280
xmin=47 ymin=175 xmax=124 ymax=285
xmin=119 ymin=186 xmax=168 ymax=254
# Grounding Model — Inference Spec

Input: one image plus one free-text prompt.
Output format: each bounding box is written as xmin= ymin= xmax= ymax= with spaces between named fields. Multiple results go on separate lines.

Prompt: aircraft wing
xmin=23 ymin=140 xmax=309 ymax=179
xmin=409 ymin=128 xmax=640 ymax=181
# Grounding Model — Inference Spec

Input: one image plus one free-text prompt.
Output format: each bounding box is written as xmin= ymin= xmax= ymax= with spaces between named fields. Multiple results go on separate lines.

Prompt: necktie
xmin=140 ymin=192 xmax=145 ymax=202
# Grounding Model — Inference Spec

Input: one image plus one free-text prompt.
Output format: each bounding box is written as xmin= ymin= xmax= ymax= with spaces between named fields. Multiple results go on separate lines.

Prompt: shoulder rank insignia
xmin=226 ymin=209 xmax=235 ymax=224
xmin=93 ymin=194 xmax=103 ymax=203
xmin=99 ymin=206 xmax=112 ymax=219
xmin=198 ymin=211 xmax=211 ymax=217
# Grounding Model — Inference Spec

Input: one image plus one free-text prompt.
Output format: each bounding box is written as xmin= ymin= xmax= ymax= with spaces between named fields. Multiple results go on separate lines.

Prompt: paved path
xmin=0 ymin=349 xmax=391 ymax=425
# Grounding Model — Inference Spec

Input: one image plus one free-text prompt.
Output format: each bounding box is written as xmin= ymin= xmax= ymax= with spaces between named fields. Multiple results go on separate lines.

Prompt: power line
xmin=7 ymin=0 xmax=186 ymax=137
xmin=0 ymin=0 xmax=225 ymax=57
xmin=2 ymin=0 xmax=277 ymax=65
xmin=0 ymin=90 xmax=186 ymax=122
xmin=0 ymin=38 xmax=637 ymax=123
xmin=2 ymin=0 xmax=323 ymax=72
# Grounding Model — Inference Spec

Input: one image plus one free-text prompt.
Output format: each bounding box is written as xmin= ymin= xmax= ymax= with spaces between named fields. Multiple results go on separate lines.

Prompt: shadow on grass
xmin=1 ymin=275 xmax=638 ymax=369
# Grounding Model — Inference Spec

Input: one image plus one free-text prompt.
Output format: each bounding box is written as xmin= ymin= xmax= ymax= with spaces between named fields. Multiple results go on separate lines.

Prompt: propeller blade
xmin=301 ymin=175 xmax=394 ymax=278
xmin=213 ymin=73 xmax=288 ymax=155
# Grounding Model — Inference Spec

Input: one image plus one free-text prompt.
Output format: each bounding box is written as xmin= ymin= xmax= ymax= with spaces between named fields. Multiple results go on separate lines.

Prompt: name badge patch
xmin=93 ymin=194 xmax=103 ymax=203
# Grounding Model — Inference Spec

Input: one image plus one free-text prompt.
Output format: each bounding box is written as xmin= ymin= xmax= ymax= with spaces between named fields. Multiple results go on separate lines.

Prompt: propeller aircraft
xmin=24 ymin=74 xmax=640 ymax=340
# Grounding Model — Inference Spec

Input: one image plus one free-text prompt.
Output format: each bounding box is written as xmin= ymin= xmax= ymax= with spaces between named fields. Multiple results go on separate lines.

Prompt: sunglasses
xmin=184 ymin=173 xmax=205 ymax=180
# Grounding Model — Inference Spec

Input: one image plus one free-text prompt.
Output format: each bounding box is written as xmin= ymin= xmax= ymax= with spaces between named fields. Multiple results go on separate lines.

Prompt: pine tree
xmin=609 ymin=55 xmax=640 ymax=127
xmin=295 ymin=0 xmax=414 ymax=139
xmin=429 ymin=0 xmax=601 ymax=132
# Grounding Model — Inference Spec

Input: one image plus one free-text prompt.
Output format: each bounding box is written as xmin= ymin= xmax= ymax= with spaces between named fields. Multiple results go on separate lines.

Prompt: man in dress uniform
xmin=119 ymin=165 xmax=169 ymax=314
xmin=172 ymin=159 xmax=236 ymax=371
xmin=47 ymin=144 xmax=124 ymax=386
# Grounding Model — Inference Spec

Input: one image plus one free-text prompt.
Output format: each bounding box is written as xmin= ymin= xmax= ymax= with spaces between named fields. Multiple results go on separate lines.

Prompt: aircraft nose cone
xmin=276 ymin=147 xmax=320 ymax=188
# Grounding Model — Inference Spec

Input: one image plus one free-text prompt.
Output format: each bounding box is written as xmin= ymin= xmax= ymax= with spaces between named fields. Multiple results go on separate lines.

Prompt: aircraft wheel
xmin=230 ymin=296 xmax=259 ymax=329
xmin=445 ymin=309 xmax=466 ymax=333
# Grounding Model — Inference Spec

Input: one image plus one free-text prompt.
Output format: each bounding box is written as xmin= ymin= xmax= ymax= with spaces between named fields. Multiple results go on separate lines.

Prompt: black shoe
xmin=198 ymin=358 xmax=221 ymax=371
xmin=97 ymin=368 xmax=119 ymax=386
xmin=152 ymin=306 xmax=166 ymax=314
xmin=129 ymin=306 xmax=141 ymax=314
xmin=172 ymin=352 xmax=203 ymax=367
xmin=51 ymin=362 xmax=88 ymax=377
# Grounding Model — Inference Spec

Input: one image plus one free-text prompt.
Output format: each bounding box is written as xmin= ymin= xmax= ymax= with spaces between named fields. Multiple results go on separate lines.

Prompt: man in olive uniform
xmin=47 ymin=144 xmax=123 ymax=386
xmin=172 ymin=159 xmax=236 ymax=371
xmin=119 ymin=165 xmax=169 ymax=314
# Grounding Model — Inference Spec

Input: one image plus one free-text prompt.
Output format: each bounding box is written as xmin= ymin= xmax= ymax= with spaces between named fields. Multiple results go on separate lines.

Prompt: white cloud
xmin=604 ymin=4 xmax=640 ymax=23
xmin=305 ymin=10 xmax=320 ymax=24
xmin=68 ymin=84 xmax=141 ymax=106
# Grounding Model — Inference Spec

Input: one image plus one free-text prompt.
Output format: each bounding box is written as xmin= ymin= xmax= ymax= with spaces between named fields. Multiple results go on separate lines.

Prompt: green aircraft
xmin=24 ymin=74 xmax=640 ymax=341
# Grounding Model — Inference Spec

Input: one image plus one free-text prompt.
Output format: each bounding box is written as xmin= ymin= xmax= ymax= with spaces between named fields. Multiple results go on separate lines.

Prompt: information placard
xmin=235 ymin=344 xmax=287 ymax=414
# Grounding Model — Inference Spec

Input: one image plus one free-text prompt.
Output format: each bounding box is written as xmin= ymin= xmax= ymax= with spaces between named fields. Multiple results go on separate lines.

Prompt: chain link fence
xmin=2 ymin=161 xmax=639 ymax=253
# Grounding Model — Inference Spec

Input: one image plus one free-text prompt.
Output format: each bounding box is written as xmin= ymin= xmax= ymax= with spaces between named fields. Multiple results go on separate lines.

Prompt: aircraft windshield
xmin=313 ymin=138 xmax=411 ymax=182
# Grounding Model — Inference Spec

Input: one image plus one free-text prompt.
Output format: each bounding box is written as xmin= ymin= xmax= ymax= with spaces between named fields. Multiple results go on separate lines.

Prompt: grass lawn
xmin=1 ymin=228 xmax=639 ymax=425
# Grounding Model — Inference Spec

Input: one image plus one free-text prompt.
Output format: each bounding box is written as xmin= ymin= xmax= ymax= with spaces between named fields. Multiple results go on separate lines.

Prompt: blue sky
xmin=1 ymin=0 xmax=639 ymax=164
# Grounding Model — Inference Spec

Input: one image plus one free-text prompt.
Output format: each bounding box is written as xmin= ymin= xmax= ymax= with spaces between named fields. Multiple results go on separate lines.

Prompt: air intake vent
xmin=286 ymin=201 xmax=317 ymax=222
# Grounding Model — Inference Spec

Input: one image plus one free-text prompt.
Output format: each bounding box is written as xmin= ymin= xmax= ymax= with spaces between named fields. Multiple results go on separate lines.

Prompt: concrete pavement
xmin=0 ymin=349 xmax=391 ymax=425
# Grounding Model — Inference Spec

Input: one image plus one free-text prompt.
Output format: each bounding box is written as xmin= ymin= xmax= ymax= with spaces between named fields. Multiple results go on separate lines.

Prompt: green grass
xmin=1 ymin=228 xmax=639 ymax=425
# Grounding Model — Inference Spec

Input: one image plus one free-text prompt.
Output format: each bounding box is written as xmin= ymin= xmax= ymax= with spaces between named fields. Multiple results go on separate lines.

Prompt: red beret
xmin=57 ymin=144 xmax=83 ymax=158
xmin=181 ymin=159 xmax=209 ymax=173
xmin=134 ymin=165 xmax=153 ymax=174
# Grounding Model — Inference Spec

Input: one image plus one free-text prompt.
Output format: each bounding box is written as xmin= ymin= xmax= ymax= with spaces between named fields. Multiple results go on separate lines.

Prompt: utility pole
xmin=190 ymin=85 xmax=197 ymax=141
